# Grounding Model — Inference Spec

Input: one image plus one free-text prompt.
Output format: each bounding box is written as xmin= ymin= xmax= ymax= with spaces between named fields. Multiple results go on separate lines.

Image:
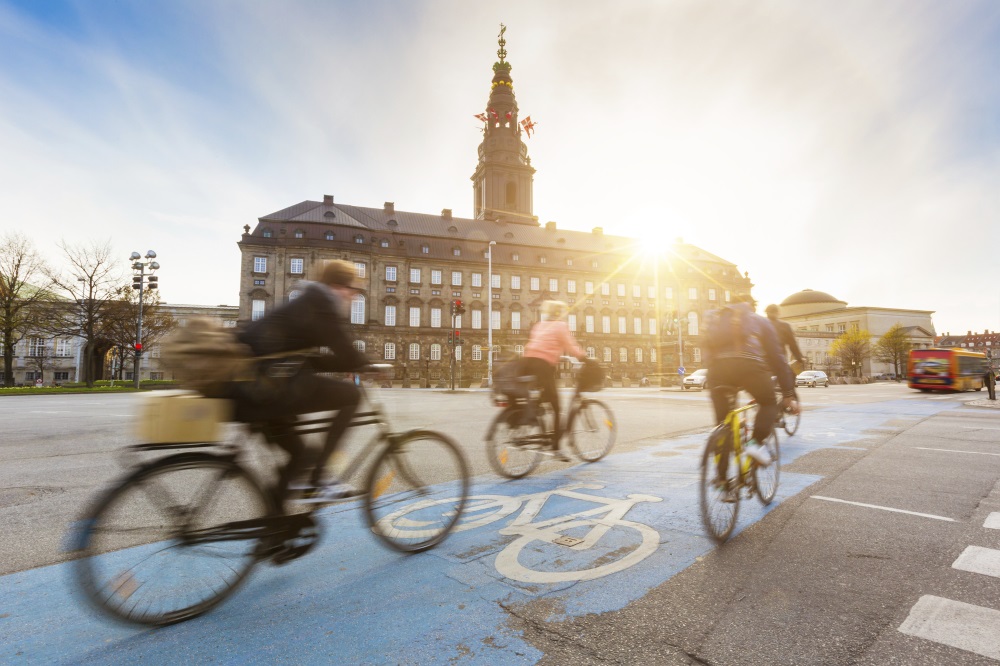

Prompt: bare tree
xmin=46 ymin=240 xmax=123 ymax=387
xmin=872 ymin=323 xmax=911 ymax=380
xmin=830 ymin=328 xmax=872 ymax=378
xmin=101 ymin=285 xmax=176 ymax=378
xmin=0 ymin=233 xmax=53 ymax=387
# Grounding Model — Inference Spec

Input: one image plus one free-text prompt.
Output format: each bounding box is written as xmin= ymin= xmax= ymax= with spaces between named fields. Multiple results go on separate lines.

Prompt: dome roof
xmin=780 ymin=289 xmax=844 ymax=307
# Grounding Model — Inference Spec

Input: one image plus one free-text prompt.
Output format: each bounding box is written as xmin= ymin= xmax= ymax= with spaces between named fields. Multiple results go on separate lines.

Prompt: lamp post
xmin=130 ymin=251 xmax=160 ymax=389
xmin=487 ymin=240 xmax=496 ymax=388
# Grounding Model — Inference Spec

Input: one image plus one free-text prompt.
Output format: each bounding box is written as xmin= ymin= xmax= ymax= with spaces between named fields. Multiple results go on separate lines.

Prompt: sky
xmin=1 ymin=0 xmax=998 ymax=336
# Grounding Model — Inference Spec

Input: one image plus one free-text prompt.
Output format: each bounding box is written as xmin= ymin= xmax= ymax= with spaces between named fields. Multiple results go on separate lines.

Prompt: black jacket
xmin=768 ymin=317 xmax=805 ymax=365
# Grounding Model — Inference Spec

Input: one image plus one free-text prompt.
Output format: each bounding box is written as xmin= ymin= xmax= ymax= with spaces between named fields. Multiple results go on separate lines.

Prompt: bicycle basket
xmin=577 ymin=359 xmax=605 ymax=392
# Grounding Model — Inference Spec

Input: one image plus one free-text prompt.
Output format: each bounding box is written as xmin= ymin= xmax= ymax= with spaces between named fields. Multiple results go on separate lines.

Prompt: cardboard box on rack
xmin=134 ymin=391 xmax=232 ymax=444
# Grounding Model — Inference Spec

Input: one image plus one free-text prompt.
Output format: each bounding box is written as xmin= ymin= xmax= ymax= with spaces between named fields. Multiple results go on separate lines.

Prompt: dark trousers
xmin=520 ymin=357 xmax=561 ymax=445
xmin=987 ymin=373 xmax=996 ymax=400
xmin=708 ymin=358 xmax=778 ymax=443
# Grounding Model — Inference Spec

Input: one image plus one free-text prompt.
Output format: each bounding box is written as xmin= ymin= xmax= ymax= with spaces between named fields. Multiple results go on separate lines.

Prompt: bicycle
xmin=69 ymin=364 xmax=470 ymax=627
xmin=775 ymin=393 xmax=800 ymax=436
xmin=485 ymin=358 xmax=616 ymax=479
xmin=699 ymin=386 xmax=780 ymax=544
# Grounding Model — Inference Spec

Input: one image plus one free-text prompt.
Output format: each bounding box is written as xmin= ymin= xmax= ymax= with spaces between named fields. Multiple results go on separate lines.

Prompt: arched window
xmin=353 ymin=340 xmax=366 ymax=352
xmin=354 ymin=234 xmax=364 ymax=244
xmin=408 ymin=343 xmax=420 ymax=360
xmin=635 ymin=348 xmax=643 ymax=363
xmin=324 ymin=231 xmax=335 ymax=241
xmin=514 ymin=344 xmax=524 ymax=356
xmin=619 ymin=348 xmax=628 ymax=363
xmin=430 ymin=344 xmax=442 ymax=361
xmin=294 ymin=229 xmax=305 ymax=239
xmin=351 ymin=294 xmax=365 ymax=324
xmin=384 ymin=343 xmax=396 ymax=360
xmin=586 ymin=347 xmax=596 ymax=360
xmin=687 ymin=312 xmax=699 ymax=336
xmin=603 ymin=347 xmax=612 ymax=362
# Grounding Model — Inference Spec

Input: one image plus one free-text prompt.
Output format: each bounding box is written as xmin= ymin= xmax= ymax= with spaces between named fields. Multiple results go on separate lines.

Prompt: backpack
xmin=161 ymin=318 xmax=255 ymax=396
xmin=705 ymin=305 xmax=748 ymax=354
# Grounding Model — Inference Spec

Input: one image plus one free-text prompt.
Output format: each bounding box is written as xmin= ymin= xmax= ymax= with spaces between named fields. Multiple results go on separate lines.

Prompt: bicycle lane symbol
xmin=380 ymin=482 xmax=663 ymax=584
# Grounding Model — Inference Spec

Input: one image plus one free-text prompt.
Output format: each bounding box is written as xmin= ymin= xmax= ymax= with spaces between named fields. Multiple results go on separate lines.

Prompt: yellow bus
xmin=908 ymin=348 xmax=987 ymax=392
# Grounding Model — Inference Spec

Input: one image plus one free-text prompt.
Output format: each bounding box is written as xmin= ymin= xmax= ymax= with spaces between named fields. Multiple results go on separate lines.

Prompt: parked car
xmin=796 ymin=370 xmax=829 ymax=388
xmin=683 ymin=368 xmax=709 ymax=390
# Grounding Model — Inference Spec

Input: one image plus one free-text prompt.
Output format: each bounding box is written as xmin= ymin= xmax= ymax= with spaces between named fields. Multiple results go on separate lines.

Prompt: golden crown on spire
xmin=497 ymin=23 xmax=507 ymax=63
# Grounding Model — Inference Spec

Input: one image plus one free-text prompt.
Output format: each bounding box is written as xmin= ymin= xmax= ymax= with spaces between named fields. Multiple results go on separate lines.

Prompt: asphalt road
xmin=1 ymin=383 xmax=999 ymax=664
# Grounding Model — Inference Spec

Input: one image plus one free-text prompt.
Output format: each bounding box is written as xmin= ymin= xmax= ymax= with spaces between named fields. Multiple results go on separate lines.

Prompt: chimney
xmin=442 ymin=208 xmax=452 ymax=220
xmin=384 ymin=202 xmax=394 ymax=214
xmin=968 ymin=330 xmax=972 ymax=336
xmin=592 ymin=227 xmax=603 ymax=236
xmin=323 ymin=194 xmax=333 ymax=205
xmin=545 ymin=221 xmax=556 ymax=231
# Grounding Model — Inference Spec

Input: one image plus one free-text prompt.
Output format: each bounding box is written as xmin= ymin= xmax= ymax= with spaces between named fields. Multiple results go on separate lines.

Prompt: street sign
xmin=678 ymin=367 xmax=685 ymax=376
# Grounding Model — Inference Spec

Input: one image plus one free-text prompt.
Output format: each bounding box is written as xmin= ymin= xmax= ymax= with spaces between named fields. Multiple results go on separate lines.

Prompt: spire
xmin=471 ymin=24 xmax=536 ymax=224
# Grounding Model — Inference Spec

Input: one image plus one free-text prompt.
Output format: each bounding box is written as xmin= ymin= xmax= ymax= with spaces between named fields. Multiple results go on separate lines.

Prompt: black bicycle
xmin=485 ymin=358 xmax=617 ymax=478
xmin=69 ymin=365 xmax=469 ymax=627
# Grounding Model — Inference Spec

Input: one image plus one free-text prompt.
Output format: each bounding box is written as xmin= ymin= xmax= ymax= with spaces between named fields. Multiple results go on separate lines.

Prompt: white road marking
xmin=810 ymin=496 xmax=956 ymax=522
xmin=960 ymin=426 xmax=1000 ymax=431
xmin=985 ymin=512 xmax=1000 ymax=530
xmin=898 ymin=595 xmax=1000 ymax=661
xmin=915 ymin=447 xmax=1000 ymax=458
xmin=953 ymin=546 xmax=1000 ymax=579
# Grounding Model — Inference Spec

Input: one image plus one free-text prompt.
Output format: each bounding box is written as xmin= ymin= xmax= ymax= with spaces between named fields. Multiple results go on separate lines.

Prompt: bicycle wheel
xmin=752 ymin=430 xmax=781 ymax=505
xmin=485 ymin=407 xmax=544 ymax=479
xmin=364 ymin=430 xmax=470 ymax=553
xmin=699 ymin=424 xmax=740 ymax=544
xmin=73 ymin=453 xmax=273 ymax=627
xmin=568 ymin=399 xmax=617 ymax=462
xmin=781 ymin=407 xmax=800 ymax=436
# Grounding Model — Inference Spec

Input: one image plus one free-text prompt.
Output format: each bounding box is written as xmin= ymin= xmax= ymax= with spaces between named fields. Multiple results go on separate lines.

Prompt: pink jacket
xmin=523 ymin=320 xmax=585 ymax=366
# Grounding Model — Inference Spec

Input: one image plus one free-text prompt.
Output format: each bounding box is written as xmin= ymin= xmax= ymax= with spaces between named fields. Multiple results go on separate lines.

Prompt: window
xmin=409 ymin=268 xmax=421 ymax=284
xmin=585 ymin=281 xmax=594 ymax=295
xmin=586 ymin=315 xmax=595 ymax=333
xmin=539 ymin=256 xmax=547 ymax=264
xmin=724 ymin=290 xmax=731 ymax=303
xmin=452 ymin=247 xmax=461 ymax=256
xmin=618 ymin=317 xmax=627 ymax=334
xmin=567 ymin=280 xmax=576 ymax=294
xmin=409 ymin=307 xmax=421 ymax=327
xmin=635 ymin=348 xmax=643 ymax=363
xmin=650 ymin=348 xmax=657 ymax=363
xmin=431 ymin=307 xmax=442 ymax=328
xmin=455 ymin=346 xmax=462 ymax=361
xmin=586 ymin=347 xmax=596 ymax=360
xmin=254 ymin=279 xmax=265 ymax=286
xmin=472 ymin=345 xmax=482 ymax=361
xmin=602 ymin=316 xmax=611 ymax=334
xmin=688 ymin=312 xmax=699 ymax=336
xmin=380 ymin=239 xmax=389 ymax=247
xmin=253 ymin=257 xmax=267 ymax=273
xmin=431 ymin=270 xmax=442 ymax=285
xmin=472 ymin=273 xmax=483 ymax=287
xmin=491 ymin=274 xmax=501 ymax=289
xmin=665 ymin=287 xmax=673 ymax=300
xmin=351 ymin=341 xmax=366 ymax=353
xmin=620 ymin=348 xmax=628 ymax=362
xmin=56 ymin=339 xmax=71 ymax=357
xmin=549 ymin=278 xmax=558 ymax=292
xmin=325 ymin=231 xmax=335 ymax=241
xmin=385 ymin=305 xmax=396 ymax=326
xmin=421 ymin=244 xmax=430 ymax=254
xmin=514 ymin=344 xmax=524 ymax=356
xmin=28 ymin=337 xmax=44 ymax=356
xmin=634 ymin=317 xmax=642 ymax=334
xmin=384 ymin=343 xmax=396 ymax=360
xmin=252 ymin=300 xmax=265 ymax=321
xmin=262 ymin=229 xmax=273 ymax=238
xmin=708 ymin=288 xmax=717 ymax=301
xmin=568 ymin=314 xmax=577 ymax=332
xmin=491 ymin=310 xmax=500 ymax=330
xmin=694 ymin=348 xmax=702 ymax=363
xmin=354 ymin=235 xmax=364 ymax=244
xmin=591 ymin=260 xmax=599 ymax=269
xmin=430 ymin=344 xmax=441 ymax=361
xmin=290 ymin=258 xmax=304 ymax=274
xmin=512 ymin=253 xmax=519 ymax=262
xmin=454 ymin=314 xmax=462 ymax=328
xmin=409 ymin=343 xmax=420 ymax=360
xmin=472 ymin=310 xmax=482 ymax=329
xmin=294 ymin=229 xmax=304 ymax=239
xmin=386 ymin=266 xmax=397 ymax=282
xmin=511 ymin=311 xmax=521 ymax=331
xmin=632 ymin=285 xmax=641 ymax=298
xmin=603 ymin=347 xmax=612 ymax=362
xmin=355 ymin=262 xmax=366 ymax=278
xmin=350 ymin=294 xmax=365 ymax=324
xmin=837 ymin=323 xmax=846 ymax=333
xmin=648 ymin=318 xmax=657 ymax=336
xmin=511 ymin=275 xmax=521 ymax=289
xmin=566 ymin=258 xmax=573 ymax=267
xmin=54 ymin=371 xmax=69 ymax=381
xmin=647 ymin=286 xmax=656 ymax=299
xmin=451 ymin=271 xmax=462 ymax=286
xmin=602 ymin=283 xmax=611 ymax=296
xmin=530 ymin=277 xmax=540 ymax=291
xmin=688 ymin=287 xmax=698 ymax=300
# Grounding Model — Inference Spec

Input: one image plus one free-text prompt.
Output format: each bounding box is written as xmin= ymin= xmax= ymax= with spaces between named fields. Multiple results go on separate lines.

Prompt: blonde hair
xmin=318 ymin=259 xmax=359 ymax=287
xmin=542 ymin=300 xmax=568 ymax=321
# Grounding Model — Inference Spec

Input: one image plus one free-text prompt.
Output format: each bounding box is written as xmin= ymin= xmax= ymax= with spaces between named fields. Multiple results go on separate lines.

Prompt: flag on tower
xmin=474 ymin=113 xmax=489 ymax=123
xmin=520 ymin=116 xmax=537 ymax=138
xmin=489 ymin=108 xmax=499 ymax=121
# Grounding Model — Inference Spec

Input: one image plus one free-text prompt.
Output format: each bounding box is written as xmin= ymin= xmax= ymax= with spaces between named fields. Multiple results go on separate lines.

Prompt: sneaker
xmin=714 ymin=479 xmax=739 ymax=503
xmin=543 ymin=446 xmax=571 ymax=463
xmin=743 ymin=440 xmax=773 ymax=468
xmin=295 ymin=481 xmax=361 ymax=504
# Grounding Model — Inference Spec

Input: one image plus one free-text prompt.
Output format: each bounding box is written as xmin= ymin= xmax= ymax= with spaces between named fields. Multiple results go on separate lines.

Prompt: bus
xmin=908 ymin=348 xmax=987 ymax=392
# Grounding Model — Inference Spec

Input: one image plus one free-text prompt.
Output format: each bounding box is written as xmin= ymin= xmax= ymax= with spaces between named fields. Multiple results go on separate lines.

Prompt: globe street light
xmin=130 ymin=250 xmax=159 ymax=389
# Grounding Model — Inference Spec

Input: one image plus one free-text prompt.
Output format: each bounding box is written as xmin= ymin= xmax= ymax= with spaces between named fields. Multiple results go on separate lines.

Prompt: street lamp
xmin=130 ymin=250 xmax=160 ymax=389
xmin=487 ymin=240 xmax=496 ymax=389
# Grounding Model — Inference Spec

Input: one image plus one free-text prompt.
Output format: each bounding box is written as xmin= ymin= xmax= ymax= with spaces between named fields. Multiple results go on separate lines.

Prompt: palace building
xmin=236 ymin=30 xmax=753 ymax=385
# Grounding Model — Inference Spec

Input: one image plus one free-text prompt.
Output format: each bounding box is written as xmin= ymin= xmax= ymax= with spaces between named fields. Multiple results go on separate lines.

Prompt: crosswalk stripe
xmin=898 ymin=595 xmax=1000 ymax=660
xmin=984 ymin=512 xmax=1000 ymax=530
xmin=953 ymin=546 xmax=1000 ymax=579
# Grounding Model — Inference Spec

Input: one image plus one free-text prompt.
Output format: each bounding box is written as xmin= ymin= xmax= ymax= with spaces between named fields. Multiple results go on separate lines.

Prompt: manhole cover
xmin=553 ymin=535 xmax=583 ymax=547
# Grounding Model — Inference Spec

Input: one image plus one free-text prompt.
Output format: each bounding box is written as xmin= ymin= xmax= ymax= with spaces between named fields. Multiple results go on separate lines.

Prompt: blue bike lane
xmin=0 ymin=398 xmax=953 ymax=665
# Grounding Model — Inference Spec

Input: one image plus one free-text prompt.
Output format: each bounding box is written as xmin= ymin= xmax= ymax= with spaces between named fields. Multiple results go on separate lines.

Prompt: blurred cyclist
xmin=705 ymin=295 xmax=798 ymax=468
xmin=521 ymin=300 xmax=587 ymax=460
xmin=233 ymin=259 xmax=369 ymax=506
xmin=765 ymin=303 xmax=806 ymax=376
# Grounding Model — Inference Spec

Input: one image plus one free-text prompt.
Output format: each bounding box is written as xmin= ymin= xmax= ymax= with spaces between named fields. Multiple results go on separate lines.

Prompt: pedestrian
xmin=985 ymin=367 xmax=996 ymax=401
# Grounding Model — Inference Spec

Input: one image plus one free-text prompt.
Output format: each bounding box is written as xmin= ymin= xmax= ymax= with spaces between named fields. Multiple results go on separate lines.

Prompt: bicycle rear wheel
xmin=781 ymin=408 xmax=800 ymax=436
xmin=699 ymin=424 xmax=740 ymax=544
xmin=73 ymin=453 xmax=273 ymax=626
xmin=485 ymin=407 xmax=545 ymax=478
xmin=752 ymin=431 xmax=781 ymax=505
xmin=568 ymin=399 xmax=617 ymax=462
xmin=364 ymin=430 xmax=470 ymax=553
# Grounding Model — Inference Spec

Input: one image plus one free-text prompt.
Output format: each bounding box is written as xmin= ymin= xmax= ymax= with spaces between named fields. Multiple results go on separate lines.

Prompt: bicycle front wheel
xmin=364 ymin=430 xmax=470 ymax=553
xmin=782 ymin=408 xmax=800 ymax=436
xmin=486 ymin=407 xmax=545 ymax=478
xmin=699 ymin=424 xmax=740 ymax=544
xmin=752 ymin=430 xmax=781 ymax=505
xmin=73 ymin=453 xmax=273 ymax=627
xmin=568 ymin=399 xmax=617 ymax=462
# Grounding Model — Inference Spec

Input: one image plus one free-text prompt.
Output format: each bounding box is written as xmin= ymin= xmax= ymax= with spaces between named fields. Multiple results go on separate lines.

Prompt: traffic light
xmin=132 ymin=275 xmax=142 ymax=290
xmin=134 ymin=342 xmax=142 ymax=353
xmin=447 ymin=331 xmax=454 ymax=346
xmin=147 ymin=275 xmax=158 ymax=290
xmin=449 ymin=300 xmax=456 ymax=317
xmin=455 ymin=299 xmax=466 ymax=315
xmin=453 ymin=330 xmax=461 ymax=345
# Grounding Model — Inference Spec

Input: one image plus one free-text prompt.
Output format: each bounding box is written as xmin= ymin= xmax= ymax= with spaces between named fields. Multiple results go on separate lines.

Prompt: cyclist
xmin=232 ymin=259 xmax=369 ymax=506
xmin=521 ymin=300 xmax=587 ymax=460
xmin=765 ymin=303 xmax=806 ymax=376
xmin=705 ymin=294 xmax=798 ymax=469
